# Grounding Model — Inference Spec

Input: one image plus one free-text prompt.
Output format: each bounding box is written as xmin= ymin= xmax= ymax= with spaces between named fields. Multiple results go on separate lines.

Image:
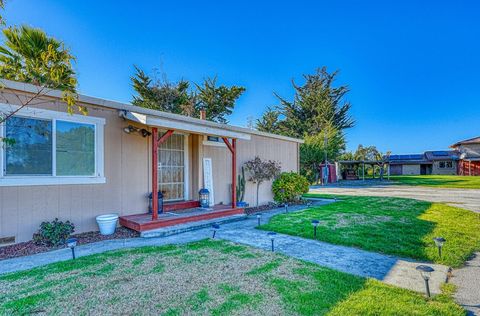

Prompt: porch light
xmin=256 ymin=213 xmax=262 ymax=227
xmin=212 ymin=224 xmax=220 ymax=238
xmin=311 ymin=220 xmax=320 ymax=238
xmin=66 ymin=238 xmax=78 ymax=260
xmin=416 ymin=265 xmax=434 ymax=297
xmin=267 ymin=232 xmax=277 ymax=252
xmin=199 ymin=188 xmax=210 ymax=208
xmin=433 ymin=237 xmax=446 ymax=258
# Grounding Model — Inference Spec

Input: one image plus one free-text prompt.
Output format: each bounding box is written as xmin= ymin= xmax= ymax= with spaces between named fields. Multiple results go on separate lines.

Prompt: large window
xmin=0 ymin=104 xmax=105 ymax=186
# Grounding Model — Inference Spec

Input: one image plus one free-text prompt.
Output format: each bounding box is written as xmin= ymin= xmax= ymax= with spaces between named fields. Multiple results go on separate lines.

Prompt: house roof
xmin=388 ymin=154 xmax=430 ymax=165
xmin=424 ymin=150 xmax=459 ymax=161
xmin=1 ymin=79 xmax=304 ymax=144
xmin=450 ymin=136 xmax=480 ymax=148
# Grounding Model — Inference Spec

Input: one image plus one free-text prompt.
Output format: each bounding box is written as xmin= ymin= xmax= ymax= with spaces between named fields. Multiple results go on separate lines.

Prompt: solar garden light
xmin=256 ymin=213 xmax=262 ymax=227
xmin=311 ymin=220 xmax=320 ymax=238
xmin=212 ymin=224 xmax=220 ymax=239
xmin=416 ymin=265 xmax=434 ymax=297
xmin=284 ymin=203 xmax=289 ymax=213
xmin=66 ymin=238 xmax=78 ymax=260
xmin=433 ymin=237 xmax=446 ymax=258
xmin=267 ymin=232 xmax=277 ymax=252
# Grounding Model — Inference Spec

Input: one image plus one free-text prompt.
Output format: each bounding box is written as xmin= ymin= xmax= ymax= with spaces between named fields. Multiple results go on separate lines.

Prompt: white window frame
xmin=202 ymin=135 xmax=227 ymax=147
xmin=0 ymin=103 xmax=106 ymax=186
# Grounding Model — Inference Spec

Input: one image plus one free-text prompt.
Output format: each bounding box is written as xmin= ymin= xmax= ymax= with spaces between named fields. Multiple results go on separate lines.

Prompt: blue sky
xmin=4 ymin=0 xmax=480 ymax=153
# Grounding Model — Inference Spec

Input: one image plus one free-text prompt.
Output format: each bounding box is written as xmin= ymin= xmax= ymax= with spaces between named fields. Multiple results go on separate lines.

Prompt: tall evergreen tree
xmin=195 ymin=76 xmax=245 ymax=124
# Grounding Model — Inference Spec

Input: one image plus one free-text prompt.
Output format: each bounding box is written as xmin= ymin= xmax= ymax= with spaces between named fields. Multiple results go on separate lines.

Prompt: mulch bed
xmin=0 ymin=227 xmax=139 ymax=261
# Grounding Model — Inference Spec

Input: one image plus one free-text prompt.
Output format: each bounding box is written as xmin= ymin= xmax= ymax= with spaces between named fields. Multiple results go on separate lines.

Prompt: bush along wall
xmin=272 ymin=172 xmax=309 ymax=204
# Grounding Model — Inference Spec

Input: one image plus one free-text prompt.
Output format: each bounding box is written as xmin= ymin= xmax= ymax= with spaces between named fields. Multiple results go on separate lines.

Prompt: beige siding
xmin=0 ymin=92 xmax=300 ymax=243
xmin=402 ymin=164 xmax=421 ymax=175
xmin=202 ymin=134 xmax=299 ymax=207
xmin=431 ymin=161 xmax=457 ymax=175
xmin=0 ymin=93 xmax=150 ymax=243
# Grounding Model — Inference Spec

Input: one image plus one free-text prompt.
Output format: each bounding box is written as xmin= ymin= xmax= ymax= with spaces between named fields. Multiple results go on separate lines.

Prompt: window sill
xmin=0 ymin=177 xmax=106 ymax=187
xmin=202 ymin=140 xmax=226 ymax=147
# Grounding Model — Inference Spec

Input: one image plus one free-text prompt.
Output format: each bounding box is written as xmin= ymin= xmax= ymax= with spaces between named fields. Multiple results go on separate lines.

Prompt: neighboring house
xmin=450 ymin=136 xmax=480 ymax=176
xmin=388 ymin=151 xmax=458 ymax=175
xmin=0 ymin=80 xmax=303 ymax=245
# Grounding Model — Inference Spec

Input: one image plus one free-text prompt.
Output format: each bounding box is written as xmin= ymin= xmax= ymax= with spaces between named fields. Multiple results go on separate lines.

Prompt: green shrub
xmin=33 ymin=218 xmax=75 ymax=247
xmin=272 ymin=172 xmax=309 ymax=203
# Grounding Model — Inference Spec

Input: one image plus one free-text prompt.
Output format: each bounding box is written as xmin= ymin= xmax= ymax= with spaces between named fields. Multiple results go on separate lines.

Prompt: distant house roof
xmin=388 ymin=154 xmax=430 ymax=165
xmin=450 ymin=136 xmax=480 ymax=148
xmin=424 ymin=150 xmax=459 ymax=161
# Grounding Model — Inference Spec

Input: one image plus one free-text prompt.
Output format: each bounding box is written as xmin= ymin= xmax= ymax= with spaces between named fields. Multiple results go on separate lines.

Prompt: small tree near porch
xmin=244 ymin=156 xmax=281 ymax=206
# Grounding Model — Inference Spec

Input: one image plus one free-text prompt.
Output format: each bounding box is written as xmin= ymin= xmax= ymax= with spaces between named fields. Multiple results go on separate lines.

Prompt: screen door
xmin=158 ymin=133 xmax=185 ymax=201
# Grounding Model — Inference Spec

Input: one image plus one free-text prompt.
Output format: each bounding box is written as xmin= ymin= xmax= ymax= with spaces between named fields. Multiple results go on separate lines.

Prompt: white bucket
xmin=96 ymin=213 xmax=119 ymax=235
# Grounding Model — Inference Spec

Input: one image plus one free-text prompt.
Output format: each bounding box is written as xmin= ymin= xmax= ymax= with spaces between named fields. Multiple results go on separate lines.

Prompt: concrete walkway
xmin=0 ymin=201 xmax=448 ymax=295
xmin=310 ymin=185 xmax=480 ymax=315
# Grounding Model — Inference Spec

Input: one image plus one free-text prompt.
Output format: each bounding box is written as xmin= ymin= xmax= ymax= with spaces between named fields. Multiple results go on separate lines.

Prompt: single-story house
xmin=0 ymin=80 xmax=303 ymax=245
xmin=451 ymin=136 xmax=480 ymax=176
xmin=388 ymin=151 xmax=459 ymax=175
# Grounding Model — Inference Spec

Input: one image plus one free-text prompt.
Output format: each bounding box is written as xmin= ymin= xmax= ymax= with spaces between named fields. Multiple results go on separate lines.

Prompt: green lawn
xmin=0 ymin=239 xmax=464 ymax=315
xmin=390 ymin=175 xmax=480 ymax=189
xmin=260 ymin=194 xmax=480 ymax=267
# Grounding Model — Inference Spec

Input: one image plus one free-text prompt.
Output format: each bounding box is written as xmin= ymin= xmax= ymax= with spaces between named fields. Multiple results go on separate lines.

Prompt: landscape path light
xmin=311 ymin=220 xmax=320 ymax=238
xmin=284 ymin=203 xmax=289 ymax=213
xmin=256 ymin=213 xmax=262 ymax=227
xmin=416 ymin=265 xmax=434 ymax=297
xmin=212 ymin=224 xmax=220 ymax=239
xmin=267 ymin=232 xmax=277 ymax=252
xmin=433 ymin=237 xmax=446 ymax=258
xmin=66 ymin=238 xmax=78 ymax=260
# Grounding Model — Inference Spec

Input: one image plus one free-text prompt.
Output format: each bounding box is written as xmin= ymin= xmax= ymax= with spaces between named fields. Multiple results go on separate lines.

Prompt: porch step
xmin=140 ymin=214 xmax=247 ymax=238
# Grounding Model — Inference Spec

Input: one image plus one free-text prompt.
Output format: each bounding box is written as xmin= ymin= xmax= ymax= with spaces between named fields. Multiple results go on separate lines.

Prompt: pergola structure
xmin=337 ymin=160 xmax=390 ymax=180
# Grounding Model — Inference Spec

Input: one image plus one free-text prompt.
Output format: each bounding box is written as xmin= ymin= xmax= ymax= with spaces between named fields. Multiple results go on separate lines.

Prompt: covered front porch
xmin=118 ymin=110 xmax=250 ymax=233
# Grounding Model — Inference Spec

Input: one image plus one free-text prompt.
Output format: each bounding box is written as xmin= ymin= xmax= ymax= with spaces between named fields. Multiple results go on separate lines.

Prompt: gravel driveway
xmin=310 ymin=184 xmax=480 ymax=315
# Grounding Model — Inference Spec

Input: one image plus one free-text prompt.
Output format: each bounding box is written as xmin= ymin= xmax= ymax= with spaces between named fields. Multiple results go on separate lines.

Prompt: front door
xmin=158 ymin=133 xmax=186 ymax=201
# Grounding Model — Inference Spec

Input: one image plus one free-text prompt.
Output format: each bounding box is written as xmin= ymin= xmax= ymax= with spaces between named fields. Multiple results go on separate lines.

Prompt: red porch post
xmin=152 ymin=128 xmax=159 ymax=220
xmin=152 ymin=129 xmax=175 ymax=220
xmin=222 ymin=137 xmax=237 ymax=209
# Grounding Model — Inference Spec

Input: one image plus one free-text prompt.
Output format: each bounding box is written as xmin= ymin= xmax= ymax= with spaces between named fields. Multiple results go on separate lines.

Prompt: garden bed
xmin=0 ymin=227 xmax=139 ymax=261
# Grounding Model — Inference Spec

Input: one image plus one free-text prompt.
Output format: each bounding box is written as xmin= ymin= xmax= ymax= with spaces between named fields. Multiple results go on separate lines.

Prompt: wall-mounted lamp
xmin=123 ymin=125 xmax=151 ymax=137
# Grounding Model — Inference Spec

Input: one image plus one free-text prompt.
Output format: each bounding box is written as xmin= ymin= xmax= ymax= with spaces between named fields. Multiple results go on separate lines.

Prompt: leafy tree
xmin=300 ymin=124 xmax=346 ymax=183
xmin=256 ymin=67 xmax=354 ymax=181
xmin=244 ymin=156 xmax=281 ymax=206
xmin=0 ymin=26 xmax=80 ymax=119
xmin=131 ymin=66 xmax=195 ymax=115
xmin=0 ymin=25 xmax=80 ymax=142
xmin=195 ymin=76 xmax=245 ymax=124
xmin=258 ymin=67 xmax=354 ymax=137
xmin=131 ymin=68 xmax=245 ymax=124
xmin=256 ymin=106 xmax=281 ymax=133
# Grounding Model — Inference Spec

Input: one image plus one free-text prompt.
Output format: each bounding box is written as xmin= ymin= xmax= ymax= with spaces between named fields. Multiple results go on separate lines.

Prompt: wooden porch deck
xmin=119 ymin=204 xmax=245 ymax=232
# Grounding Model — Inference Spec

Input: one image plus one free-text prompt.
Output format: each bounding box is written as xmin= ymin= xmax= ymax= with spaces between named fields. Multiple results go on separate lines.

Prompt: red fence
xmin=458 ymin=160 xmax=480 ymax=176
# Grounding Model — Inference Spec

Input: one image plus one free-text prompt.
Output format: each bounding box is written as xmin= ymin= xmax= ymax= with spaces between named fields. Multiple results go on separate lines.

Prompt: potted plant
xmin=96 ymin=213 xmax=119 ymax=235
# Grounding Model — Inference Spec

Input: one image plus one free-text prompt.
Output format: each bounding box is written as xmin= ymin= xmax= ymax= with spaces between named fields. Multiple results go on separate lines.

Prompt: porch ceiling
xmin=120 ymin=110 xmax=251 ymax=140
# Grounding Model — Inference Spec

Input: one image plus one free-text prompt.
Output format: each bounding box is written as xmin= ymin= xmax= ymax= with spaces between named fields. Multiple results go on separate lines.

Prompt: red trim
xmin=164 ymin=200 xmax=200 ymax=212
xmin=158 ymin=129 xmax=174 ymax=145
xmin=232 ymin=139 xmax=237 ymax=208
xmin=151 ymin=128 xmax=158 ymax=220
xmin=119 ymin=207 xmax=245 ymax=232
xmin=222 ymin=138 xmax=237 ymax=208
xmin=222 ymin=137 xmax=234 ymax=153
